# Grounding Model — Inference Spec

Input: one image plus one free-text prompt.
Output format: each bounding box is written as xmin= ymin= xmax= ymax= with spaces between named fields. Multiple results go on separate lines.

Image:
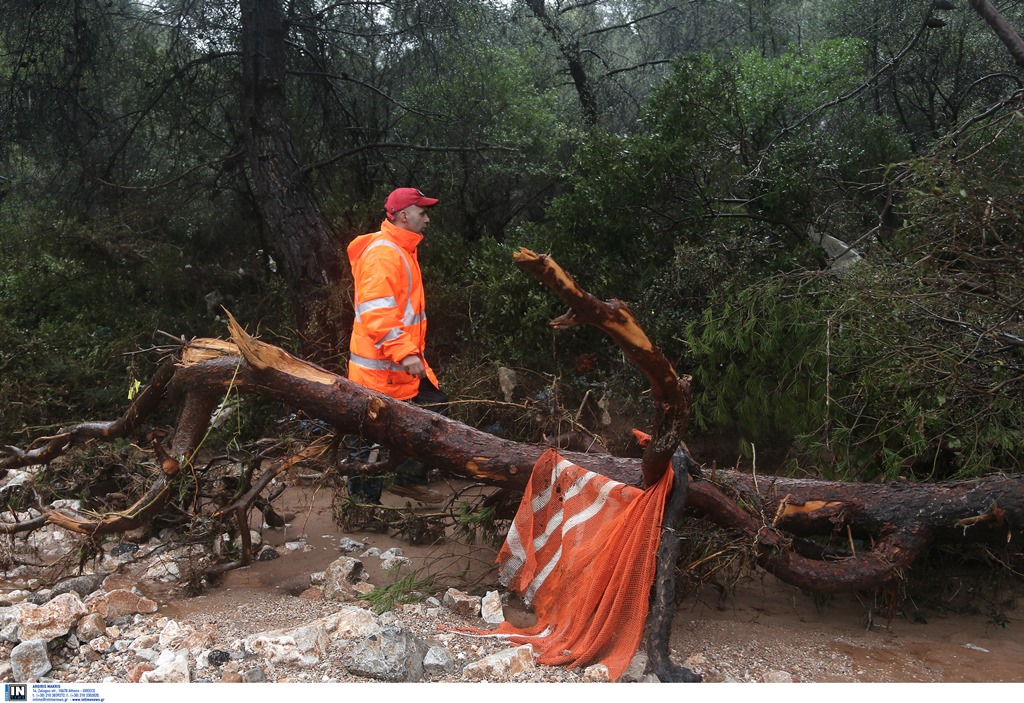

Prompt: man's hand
xmin=400 ymin=354 xmax=426 ymax=378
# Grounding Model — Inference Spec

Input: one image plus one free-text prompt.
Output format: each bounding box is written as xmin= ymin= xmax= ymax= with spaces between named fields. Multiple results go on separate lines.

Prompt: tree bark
xmin=524 ymin=0 xmax=599 ymax=128
xmin=967 ymin=0 xmax=1024 ymax=67
xmin=645 ymin=448 xmax=701 ymax=682
xmin=2 ymin=252 xmax=1021 ymax=595
xmin=191 ymin=330 xmax=1024 ymax=595
xmin=238 ymin=0 xmax=349 ymax=364
xmin=512 ymin=249 xmax=691 ymax=487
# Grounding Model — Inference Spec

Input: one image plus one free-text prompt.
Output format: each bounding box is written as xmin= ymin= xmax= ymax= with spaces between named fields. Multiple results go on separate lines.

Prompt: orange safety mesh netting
xmin=471 ymin=432 xmax=673 ymax=681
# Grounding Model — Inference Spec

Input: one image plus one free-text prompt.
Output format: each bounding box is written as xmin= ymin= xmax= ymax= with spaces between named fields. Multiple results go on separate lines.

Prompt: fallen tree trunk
xmin=160 ymin=330 xmax=1024 ymax=593
xmin=2 ymin=252 xmax=1021 ymax=596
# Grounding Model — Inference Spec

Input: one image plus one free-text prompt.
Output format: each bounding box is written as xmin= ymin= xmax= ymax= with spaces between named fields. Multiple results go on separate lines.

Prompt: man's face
xmin=396 ymin=205 xmax=430 ymax=234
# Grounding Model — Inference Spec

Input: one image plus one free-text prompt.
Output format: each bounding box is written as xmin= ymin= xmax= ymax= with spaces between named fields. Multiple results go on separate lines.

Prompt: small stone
xmin=582 ymin=663 xmax=611 ymax=682
xmin=11 ymin=639 xmax=52 ymax=680
xmin=352 ymin=582 xmax=375 ymax=596
xmin=208 ymin=649 xmax=230 ymax=666
xmin=620 ymin=649 xmax=649 ymax=682
xmin=243 ymin=667 xmax=267 ymax=683
xmin=129 ymin=633 xmax=160 ymax=651
xmin=257 ymin=546 xmax=280 ymax=561
xmin=26 ymin=591 xmax=50 ymax=605
xmin=76 ymin=613 xmax=107 ymax=641
xmin=481 ymin=590 xmax=504 ymax=624
xmin=51 ymin=575 xmax=104 ymax=599
xmin=88 ymin=636 xmax=113 ymax=653
xmin=462 ymin=644 xmax=535 ymax=681
xmin=110 ymin=543 xmax=140 ymax=557
xmin=380 ymin=555 xmax=412 ymax=571
xmin=3 ymin=590 xmax=30 ymax=603
xmin=127 ymin=663 xmax=156 ymax=682
xmin=18 ymin=592 xmax=88 ymax=641
xmin=85 ymin=588 xmax=158 ymax=622
xmin=442 ymin=588 xmax=481 ymax=618
xmin=423 ymin=645 xmax=454 ymax=675
xmin=140 ymin=650 xmax=191 ymax=683
xmin=338 ymin=537 xmax=365 ymax=553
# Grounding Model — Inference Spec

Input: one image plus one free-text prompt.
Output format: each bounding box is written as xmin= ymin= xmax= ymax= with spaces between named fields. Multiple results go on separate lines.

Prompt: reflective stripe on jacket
xmin=347 ymin=219 xmax=438 ymax=400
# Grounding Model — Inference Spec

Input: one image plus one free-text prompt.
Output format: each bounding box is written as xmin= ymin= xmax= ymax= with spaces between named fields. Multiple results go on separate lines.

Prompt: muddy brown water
xmin=157 ymin=481 xmax=536 ymax=624
xmin=159 ymin=482 xmax=1022 ymax=683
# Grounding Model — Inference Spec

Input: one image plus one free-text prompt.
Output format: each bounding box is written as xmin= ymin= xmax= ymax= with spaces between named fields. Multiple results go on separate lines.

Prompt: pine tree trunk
xmin=238 ymin=0 xmax=348 ymax=365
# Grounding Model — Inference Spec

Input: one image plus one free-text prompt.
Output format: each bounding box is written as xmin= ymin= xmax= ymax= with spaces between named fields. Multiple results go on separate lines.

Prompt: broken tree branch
xmin=2 ymin=253 xmax=1021 ymax=595
xmin=513 ymin=248 xmax=691 ymax=487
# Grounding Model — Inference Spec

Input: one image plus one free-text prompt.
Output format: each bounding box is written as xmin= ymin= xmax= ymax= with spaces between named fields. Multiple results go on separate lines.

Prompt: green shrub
xmin=0 ymin=201 xmax=291 ymax=441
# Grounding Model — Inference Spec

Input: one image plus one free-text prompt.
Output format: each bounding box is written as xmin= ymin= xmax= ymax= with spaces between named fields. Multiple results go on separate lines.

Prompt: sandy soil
xmin=164 ymin=482 xmax=1023 ymax=684
xmin=670 ymin=576 xmax=1022 ymax=683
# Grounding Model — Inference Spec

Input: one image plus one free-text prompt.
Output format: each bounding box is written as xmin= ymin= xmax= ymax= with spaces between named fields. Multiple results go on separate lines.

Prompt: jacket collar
xmin=381 ymin=219 xmax=423 ymax=252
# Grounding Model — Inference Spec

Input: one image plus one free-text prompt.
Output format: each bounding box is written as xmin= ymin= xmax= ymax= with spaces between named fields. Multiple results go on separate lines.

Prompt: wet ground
xmin=165 ymin=481 xmax=1023 ymax=683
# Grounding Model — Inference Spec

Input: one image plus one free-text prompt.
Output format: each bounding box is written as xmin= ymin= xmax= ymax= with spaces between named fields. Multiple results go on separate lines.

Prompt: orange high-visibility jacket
xmin=347 ymin=219 xmax=439 ymax=400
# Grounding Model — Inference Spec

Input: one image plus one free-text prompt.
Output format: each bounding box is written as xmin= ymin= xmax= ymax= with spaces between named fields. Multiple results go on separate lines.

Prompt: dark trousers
xmin=346 ymin=379 xmax=448 ymax=503
xmin=410 ymin=378 xmax=449 ymax=416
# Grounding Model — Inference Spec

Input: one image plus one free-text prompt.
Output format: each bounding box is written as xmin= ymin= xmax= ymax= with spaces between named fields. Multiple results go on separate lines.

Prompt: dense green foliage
xmin=2 ymin=0 xmax=1021 ymax=482
xmin=686 ymin=114 xmax=1024 ymax=479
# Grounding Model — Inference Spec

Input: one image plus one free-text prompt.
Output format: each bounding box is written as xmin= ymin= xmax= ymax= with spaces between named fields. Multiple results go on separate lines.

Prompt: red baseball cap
xmin=384 ymin=187 xmax=439 ymax=219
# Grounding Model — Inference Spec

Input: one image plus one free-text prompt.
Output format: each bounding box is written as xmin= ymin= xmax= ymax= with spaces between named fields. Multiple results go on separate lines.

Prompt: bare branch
xmin=302 ymin=141 xmax=517 ymax=175
xmin=763 ymin=10 xmax=932 ymax=152
xmin=583 ymin=7 xmax=680 ymax=39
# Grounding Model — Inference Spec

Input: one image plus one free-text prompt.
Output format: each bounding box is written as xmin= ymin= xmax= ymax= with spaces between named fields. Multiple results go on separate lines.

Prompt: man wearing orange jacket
xmin=345 ymin=187 xmax=448 ymax=502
